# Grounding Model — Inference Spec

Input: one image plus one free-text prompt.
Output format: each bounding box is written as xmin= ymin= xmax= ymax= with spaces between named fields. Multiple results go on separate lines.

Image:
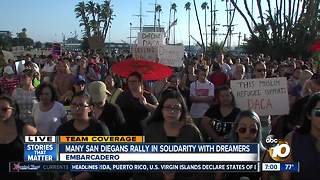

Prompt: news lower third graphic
xmin=9 ymin=136 xmax=299 ymax=172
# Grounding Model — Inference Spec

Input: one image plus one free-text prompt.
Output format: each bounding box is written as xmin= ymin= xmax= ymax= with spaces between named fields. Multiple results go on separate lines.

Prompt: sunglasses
xmin=163 ymin=106 xmax=182 ymax=113
xmin=255 ymin=69 xmax=267 ymax=73
xmin=70 ymin=104 xmax=90 ymax=110
xmin=238 ymin=127 xmax=258 ymax=134
xmin=312 ymin=108 xmax=320 ymax=117
xmin=0 ymin=107 xmax=14 ymax=112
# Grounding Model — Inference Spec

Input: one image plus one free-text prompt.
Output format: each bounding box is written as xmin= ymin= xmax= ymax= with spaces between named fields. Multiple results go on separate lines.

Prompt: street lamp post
xmin=130 ymin=22 xmax=132 ymax=52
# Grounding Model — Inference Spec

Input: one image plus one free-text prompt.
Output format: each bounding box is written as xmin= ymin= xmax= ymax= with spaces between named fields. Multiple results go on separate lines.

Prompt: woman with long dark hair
xmin=281 ymin=93 xmax=320 ymax=179
xmin=145 ymin=89 xmax=202 ymax=142
xmin=0 ymin=96 xmax=37 ymax=178
xmin=56 ymin=93 xmax=109 ymax=180
xmin=140 ymin=90 xmax=202 ymax=180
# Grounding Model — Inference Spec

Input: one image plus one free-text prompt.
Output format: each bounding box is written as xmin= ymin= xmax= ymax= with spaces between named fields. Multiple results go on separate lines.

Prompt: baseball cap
xmin=87 ymin=81 xmax=111 ymax=103
xmin=74 ymin=75 xmax=86 ymax=85
xmin=3 ymin=66 xmax=15 ymax=75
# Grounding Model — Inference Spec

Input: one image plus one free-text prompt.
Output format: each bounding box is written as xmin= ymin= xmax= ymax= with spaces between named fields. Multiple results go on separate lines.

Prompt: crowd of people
xmin=0 ymin=51 xmax=319 ymax=179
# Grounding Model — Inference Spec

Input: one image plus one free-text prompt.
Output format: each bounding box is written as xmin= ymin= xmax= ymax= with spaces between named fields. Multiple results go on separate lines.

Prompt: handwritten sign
xmin=138 ymin=32 xmax=164 ymax=46
xmin=158 ymin=45 xmax=184 ymax=67
xmin=132 ymin=45 xmax=158 ymax=60
xmin=230 ymin=77 xmax=289 ymax=116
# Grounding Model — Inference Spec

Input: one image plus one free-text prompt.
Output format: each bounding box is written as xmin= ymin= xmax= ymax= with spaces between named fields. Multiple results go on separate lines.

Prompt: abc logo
xmin=266 ymin=135 xmax=291 ymax=161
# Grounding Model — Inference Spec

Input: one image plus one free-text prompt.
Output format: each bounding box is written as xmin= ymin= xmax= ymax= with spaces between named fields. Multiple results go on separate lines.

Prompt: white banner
xmin=158 ymin=45 xmax=184 ymax=67
xmin=230 ymin=77 xmax=289 ymax=116
xmin=138 ymin=32 xmax=164 ymax=46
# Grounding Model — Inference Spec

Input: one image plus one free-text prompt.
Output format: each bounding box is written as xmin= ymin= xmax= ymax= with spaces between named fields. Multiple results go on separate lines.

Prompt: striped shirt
xmin=0 ymin=76 xmax=20 ymax=96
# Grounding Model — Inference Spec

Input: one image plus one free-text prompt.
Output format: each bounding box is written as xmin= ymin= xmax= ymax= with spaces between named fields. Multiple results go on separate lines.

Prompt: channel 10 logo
xmin=265 ymin=135 xmax=291 ymax=161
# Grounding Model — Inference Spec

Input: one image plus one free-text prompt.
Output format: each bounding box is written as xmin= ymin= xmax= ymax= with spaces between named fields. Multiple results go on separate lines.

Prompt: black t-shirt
xmin=98 ymin=103 xmax=126 ymax=135
xmin=55 ymin=119 xmax=109 ymax=136
xmin=0 ymin=119 xmax=37 ymax=178
xmin=204 ymin=105 xmax=240 ymax=136
xmin=116 ymin=90 xmax=158 ymax=135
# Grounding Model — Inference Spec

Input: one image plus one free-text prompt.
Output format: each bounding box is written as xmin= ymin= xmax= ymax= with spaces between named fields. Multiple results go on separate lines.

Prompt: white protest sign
xmin=158 ymin=45 xmax=184 ymax=67
xmin=230 ymin=77 xmax=289 ymax=116
xmin=138 ymin=32 xmax=164 ymax=46
xmin=132 ymin=45 xmax=158 ymax=60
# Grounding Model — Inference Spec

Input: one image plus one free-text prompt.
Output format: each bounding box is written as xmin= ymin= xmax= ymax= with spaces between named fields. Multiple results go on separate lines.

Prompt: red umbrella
xmin=111 ymin=58 xmax=173 ymax=80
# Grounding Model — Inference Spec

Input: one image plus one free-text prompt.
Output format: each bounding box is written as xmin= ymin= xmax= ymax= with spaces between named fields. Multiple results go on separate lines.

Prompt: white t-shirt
xmin=190 ymin=80 xmax=215 ymax=118
xmin=32 ymin=101 xmax=66 ymax=135
xmin=221 ymin=63 xmax=232 ymax=77
xmin=42 ymin=63 xmax=56 ymax=73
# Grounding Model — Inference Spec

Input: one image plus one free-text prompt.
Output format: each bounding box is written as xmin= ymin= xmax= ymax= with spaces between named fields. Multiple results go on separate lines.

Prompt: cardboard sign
xmin=132 ymin=45 xmax=158 ymax=60
xmin=88 ymin=36 xmax=105 ymax=50
xmin=230 ymin=77 xmax=289 ymax=116
xmin=158 ymin=45 xmax=184 ymax=67
xmin=138 ymin=32 xmax=164 ymax=46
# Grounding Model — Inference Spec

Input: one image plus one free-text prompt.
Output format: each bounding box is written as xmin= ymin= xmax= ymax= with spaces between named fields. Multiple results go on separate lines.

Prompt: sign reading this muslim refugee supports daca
xmin=230 ymin=77 xmax=289 ymax=116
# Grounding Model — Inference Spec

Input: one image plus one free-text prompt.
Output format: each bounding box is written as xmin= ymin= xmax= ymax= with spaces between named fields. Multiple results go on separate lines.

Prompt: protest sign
xmin=138 ymin=32 xmax=164 ymax=46
xmin=158 ymin=45 xmax=184 ymax=67
xmin=88 ymin=36 xmax=105 ymax=50
xmin=230 ymin=77 xmax=289 ymax=116
xmin=132 ymin=45 xmax=158 ymax=60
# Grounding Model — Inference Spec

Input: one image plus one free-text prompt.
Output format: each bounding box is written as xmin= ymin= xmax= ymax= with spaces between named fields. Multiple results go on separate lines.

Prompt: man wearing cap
xmin=61 ymin=75 xmax=88 ymax=106
xmin=87 ymin=81 xmax=127 ymax=135
xmin=0 ymin=66 xmax=20 ymax=96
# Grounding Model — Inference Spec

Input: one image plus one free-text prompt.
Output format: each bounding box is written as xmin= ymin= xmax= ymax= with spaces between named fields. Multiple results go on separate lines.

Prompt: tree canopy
xmin=229 ymin=0 xmax=320 ymax=59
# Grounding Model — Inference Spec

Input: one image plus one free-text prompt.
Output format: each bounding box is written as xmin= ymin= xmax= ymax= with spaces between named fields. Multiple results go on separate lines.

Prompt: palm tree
xmin=155 ymin=4 xmax=162 ymax=31
xmin=75 ymin=0 xmax=113 ymax=43
xmin=86 ymin=1 xmax=98 ymax=36
xmin=201 ymin=2 xmax=209 ymax=50
xmin=185 ymin=2 xmax=191 ymax=53
xmin=193 ymin=0 xmax=205 ymax=52
xmin=100 ymin=0 xmax=114 ymax=39
xmin=171 ymin=3 xmax=177 ymax=44
xmin=75 ymin=2 xmax=91 ymax=37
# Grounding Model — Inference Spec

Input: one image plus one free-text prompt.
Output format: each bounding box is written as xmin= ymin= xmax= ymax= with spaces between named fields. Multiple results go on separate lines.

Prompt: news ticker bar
xmin=9 ymin=162 xmax=260 ymax=172
xmin=25 ymin=136 xmax=144 ymax=143
xmin=24 ymin=143 xmax=259 ymax=162
xmin=262 ymin=163 xmax=299 ymax=172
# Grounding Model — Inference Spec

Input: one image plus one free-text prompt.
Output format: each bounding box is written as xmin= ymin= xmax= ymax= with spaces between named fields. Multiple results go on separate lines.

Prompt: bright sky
xmin=0 ymin=0 xmax=266 ymax=47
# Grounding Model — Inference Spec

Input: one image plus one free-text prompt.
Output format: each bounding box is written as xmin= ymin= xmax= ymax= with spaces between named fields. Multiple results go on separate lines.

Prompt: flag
xmin=169 ymin=19 xmax=178 ymax=29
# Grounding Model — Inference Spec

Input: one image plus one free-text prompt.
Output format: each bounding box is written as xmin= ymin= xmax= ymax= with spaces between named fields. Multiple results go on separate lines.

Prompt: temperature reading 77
xmin=285 ymin=164 xmax=293 ymax=170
